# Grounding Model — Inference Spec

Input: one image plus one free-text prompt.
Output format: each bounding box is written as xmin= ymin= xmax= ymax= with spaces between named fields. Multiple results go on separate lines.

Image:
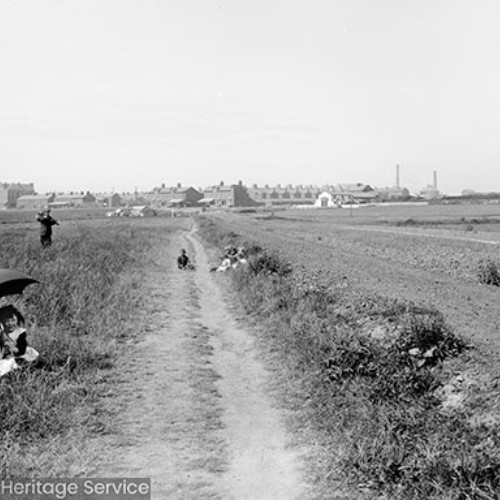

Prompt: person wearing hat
xmin=36 ymin=208 xmax=59 ymax=247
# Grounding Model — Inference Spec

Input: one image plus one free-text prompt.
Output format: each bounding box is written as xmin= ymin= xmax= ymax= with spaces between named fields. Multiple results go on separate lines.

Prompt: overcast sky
xmin=1 ymin=0 xmax=499 ymax=195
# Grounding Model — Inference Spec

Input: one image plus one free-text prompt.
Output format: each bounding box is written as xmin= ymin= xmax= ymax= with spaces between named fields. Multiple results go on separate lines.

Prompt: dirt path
xmin=96 ymin=225 xmax=304 ymax=500
xmin=187 ymin=230 xmax=303 ymax=500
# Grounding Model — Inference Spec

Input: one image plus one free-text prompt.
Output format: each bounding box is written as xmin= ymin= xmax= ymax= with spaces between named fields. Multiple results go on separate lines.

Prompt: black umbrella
xmin=0 ymin=269 xmax=39 ymax=298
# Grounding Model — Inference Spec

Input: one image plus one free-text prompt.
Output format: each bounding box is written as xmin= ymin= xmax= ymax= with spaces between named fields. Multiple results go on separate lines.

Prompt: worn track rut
xmin=96 ymin=226 xmax=304 ymax=500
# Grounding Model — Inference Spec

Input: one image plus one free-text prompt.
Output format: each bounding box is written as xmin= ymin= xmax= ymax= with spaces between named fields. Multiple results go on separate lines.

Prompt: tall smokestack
xmin=433 ymin=171 xmax=437 ymax=190
xmin=396 ymin=164 xmax=400 ymax=189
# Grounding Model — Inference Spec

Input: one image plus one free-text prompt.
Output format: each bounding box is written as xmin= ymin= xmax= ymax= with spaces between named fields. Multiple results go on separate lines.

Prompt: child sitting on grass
xmin=177 ymin=249 xmax=195 ymax=270
xmin=0 ymin=305 xmax=39 ymax=369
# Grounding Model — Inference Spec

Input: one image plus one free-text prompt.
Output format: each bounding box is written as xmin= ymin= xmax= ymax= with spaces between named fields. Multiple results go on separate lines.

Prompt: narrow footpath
xmin=96 ymin=224 xmax=305 ymax=500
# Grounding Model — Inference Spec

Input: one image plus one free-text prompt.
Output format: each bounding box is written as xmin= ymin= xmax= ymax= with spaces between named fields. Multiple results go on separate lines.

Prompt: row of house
xmin=246 ymin=183 xmax=410 ymax=206
xmin=4 ymin=179 xmax=412 ymax=211
xmin=144 ymin=181 xmax=259 ymax=208
xmin=246 ymin=184 xmax=321 ymax=205
xmin=15 ymin=192 xmax=122 ymax=211
xmin=143 ymin=182 xmax=410 ymax=209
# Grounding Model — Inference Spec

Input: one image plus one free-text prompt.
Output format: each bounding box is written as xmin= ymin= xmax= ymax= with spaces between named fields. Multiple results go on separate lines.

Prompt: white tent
xmin=314 ymin=191 xmax=338 ymax=208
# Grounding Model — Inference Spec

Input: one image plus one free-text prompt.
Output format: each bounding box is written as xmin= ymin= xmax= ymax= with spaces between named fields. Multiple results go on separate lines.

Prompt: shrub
xmin=247 ymin=249 xmax=293 ymax=277
xmin=478 ymin=259 xmax=500 ymax=286
xmin=323 ymin=333 xmax=378 ymax=381
xmin=395 ymin=311 xmax=466 ymax=364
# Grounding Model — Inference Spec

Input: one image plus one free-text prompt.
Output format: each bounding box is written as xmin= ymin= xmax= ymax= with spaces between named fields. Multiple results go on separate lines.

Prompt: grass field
xmin=3 ymin=203 xmax=500 ymax=496
xmin=0 ymin=207 xmax=111 ymax=224
xmin=198 ymin=205 xmax=500 ymax=499
xmin=0 ymin=215 xmax=188 ymax=476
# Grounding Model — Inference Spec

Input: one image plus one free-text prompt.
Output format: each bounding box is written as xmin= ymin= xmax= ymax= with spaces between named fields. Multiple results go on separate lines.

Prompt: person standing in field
xmin=36 ymin=208 xmax=59 ymax=247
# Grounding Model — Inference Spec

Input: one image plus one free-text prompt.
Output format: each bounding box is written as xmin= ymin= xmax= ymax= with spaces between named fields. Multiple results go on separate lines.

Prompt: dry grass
xmin=0 ymin=218 xmax=179 ymax=477
xmin=478 ymin=260 xmax=500 ymax=286
xmin=198 ymin=216 xmax=500 ymax=499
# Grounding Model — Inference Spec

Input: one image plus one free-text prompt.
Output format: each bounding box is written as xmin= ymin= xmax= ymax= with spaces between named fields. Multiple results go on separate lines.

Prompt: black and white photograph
xmin=1 ymin=1 xmax=500 ymax=498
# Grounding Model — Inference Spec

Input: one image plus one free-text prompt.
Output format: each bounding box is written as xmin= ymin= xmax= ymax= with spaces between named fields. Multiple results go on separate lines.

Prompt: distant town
xmin=0 ymin=167 xmax=498 ymax=211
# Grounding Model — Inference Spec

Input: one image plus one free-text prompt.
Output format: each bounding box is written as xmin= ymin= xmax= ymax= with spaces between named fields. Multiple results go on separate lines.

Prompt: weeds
xmin=247 ymin=250 xmax=293 ymax=277
xmin=199 ymin=220 xmax=498 ymax=499
xmin=391 ymin=216 xmax=498 ymax=227
xmin=478 ymin=259 xmax=500 ymax=286
xmin=0 ymin=219 xmax=168 ymax=476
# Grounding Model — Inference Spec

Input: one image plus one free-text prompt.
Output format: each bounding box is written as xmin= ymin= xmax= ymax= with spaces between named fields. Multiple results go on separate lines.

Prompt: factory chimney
xmin=433 ymin=171 xmax=437 ymax=190
xmin=396 ymin=164 xmax=400 ymax=189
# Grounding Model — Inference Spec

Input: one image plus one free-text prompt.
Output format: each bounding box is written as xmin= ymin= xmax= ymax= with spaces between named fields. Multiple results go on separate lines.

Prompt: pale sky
xmin=1 ymin=0 xmax=500 ymax=195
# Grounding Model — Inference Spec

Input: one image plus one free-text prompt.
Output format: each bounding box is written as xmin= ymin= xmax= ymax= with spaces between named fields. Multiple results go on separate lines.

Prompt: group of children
xmin=177 ymin=245 xmax=247 ymax=273
xmin=0 ymin=305 xmax=39 ymax=377
xmin=210 ymin=245 xmax=247 ymax=272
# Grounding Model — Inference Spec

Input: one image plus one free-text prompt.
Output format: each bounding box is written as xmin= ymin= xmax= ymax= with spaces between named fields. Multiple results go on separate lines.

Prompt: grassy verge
xmin=0 ymin=219 xmax=173 ymax=476
xmin=198 ymin=216 xmax=500 ymax=499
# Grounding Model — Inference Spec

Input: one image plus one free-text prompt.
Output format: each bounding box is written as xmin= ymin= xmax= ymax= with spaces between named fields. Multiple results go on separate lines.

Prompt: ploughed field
xmin=200 ymin=203 xmax=500 ymax=498
xmin=211 ymin=205 xmax=500 ymax=353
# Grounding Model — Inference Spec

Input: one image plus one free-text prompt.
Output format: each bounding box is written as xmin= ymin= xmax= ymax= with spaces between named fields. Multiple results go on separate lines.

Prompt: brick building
xmin=55 ymin=192 xmax=97 ymax=207
xmin=0 ymin=182 xmax=35 ymax=208
xmin=201 ymin=181 xmax=258 ymax=208
xmin=321 ymin=183 xmax=379 ymax=204
xmin=246 ymin=184 xmax=320 ymax=207
xmin=145 ymin=184 xmax=203 ymax=208
xmin=17 ymin=194 xmax=55 ymax=211
xmin=96 ymin=193 xmax=122 ymax=208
